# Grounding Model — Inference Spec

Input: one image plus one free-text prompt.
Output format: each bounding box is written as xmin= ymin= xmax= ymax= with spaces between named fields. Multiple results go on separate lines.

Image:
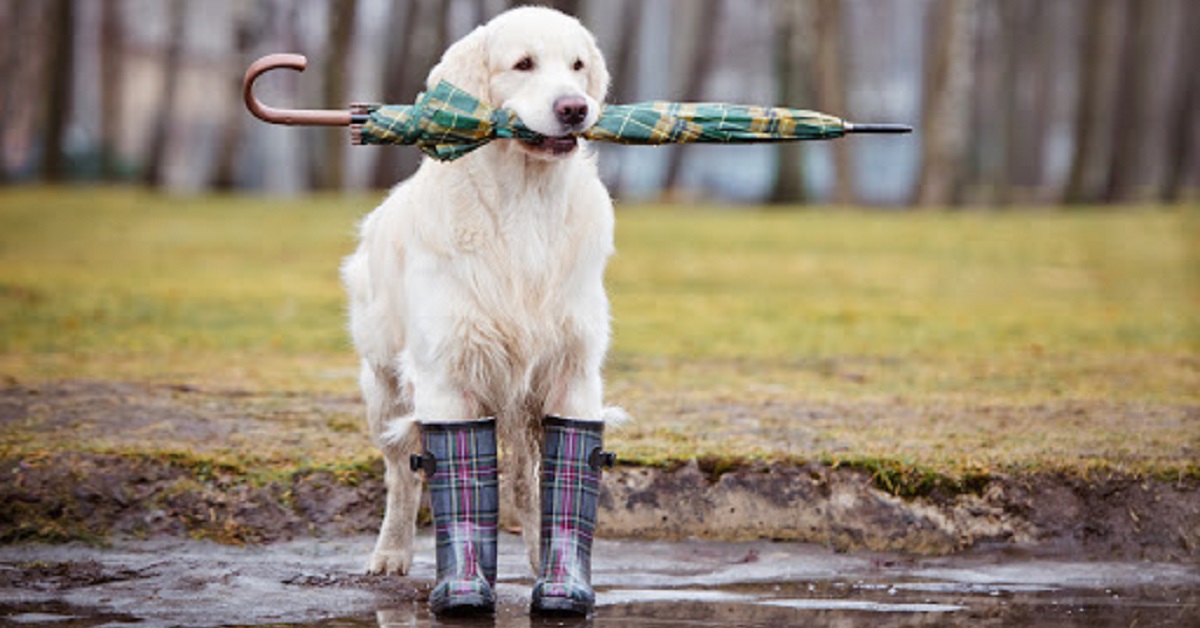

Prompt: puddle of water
xmin=5 ymin=580 xmax=1196 ymax=628
xmin=1 ymin=535 xmax=1196 ymax=627
xmin=247 ymin=584 xmax=1198 ymax=628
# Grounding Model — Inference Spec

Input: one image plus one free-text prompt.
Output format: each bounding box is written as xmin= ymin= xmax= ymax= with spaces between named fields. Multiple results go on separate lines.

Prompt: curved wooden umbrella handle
xmin=243 ymin=53 xmax=352 ymax=126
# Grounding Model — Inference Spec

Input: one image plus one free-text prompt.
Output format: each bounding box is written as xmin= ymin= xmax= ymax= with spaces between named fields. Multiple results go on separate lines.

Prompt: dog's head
xmin=426 ymin=7 xmax=610 ymax=160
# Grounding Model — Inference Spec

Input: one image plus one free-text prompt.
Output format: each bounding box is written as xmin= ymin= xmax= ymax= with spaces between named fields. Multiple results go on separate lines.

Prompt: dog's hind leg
xmin=361 ymin=361 xmax=422 ymax=575
xmin=371 ymin=425 xmax=421 ymax=575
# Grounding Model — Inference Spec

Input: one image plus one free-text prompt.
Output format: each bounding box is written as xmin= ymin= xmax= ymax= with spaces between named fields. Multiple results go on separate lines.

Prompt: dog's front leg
xmin=369 ymin=425 xmax=422 ymax=575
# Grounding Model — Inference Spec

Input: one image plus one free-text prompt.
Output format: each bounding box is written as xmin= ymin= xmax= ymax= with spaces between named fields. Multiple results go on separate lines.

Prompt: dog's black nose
xmin=554 ymin=96 xmax=589 ymax=127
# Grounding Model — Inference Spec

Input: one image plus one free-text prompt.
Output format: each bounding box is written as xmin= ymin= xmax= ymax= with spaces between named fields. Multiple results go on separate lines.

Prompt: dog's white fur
xmin=341 ymin=7 xmax=620 ymax=575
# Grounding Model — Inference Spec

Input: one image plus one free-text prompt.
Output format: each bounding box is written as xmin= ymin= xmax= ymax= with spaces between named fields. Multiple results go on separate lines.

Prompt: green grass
xmin=0 ymin=187 xmax=365 ymax=390
xmin=2 ymin=186 xmax=1197 ymax=480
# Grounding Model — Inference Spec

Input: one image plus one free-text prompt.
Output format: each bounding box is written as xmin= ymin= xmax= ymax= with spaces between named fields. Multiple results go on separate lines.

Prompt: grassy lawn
xmin=1 ymin=187 xmax=1197 ymax=480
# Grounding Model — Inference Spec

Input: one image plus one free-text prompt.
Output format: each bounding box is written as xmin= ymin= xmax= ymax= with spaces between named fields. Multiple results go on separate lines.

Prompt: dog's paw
xmin=366 ymin=548 xmax=413 ymax=576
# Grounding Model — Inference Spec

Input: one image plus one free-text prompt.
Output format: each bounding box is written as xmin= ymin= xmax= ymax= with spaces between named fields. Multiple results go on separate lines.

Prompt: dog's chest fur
xmin=436 ymin=158 xmax=599 ymax=409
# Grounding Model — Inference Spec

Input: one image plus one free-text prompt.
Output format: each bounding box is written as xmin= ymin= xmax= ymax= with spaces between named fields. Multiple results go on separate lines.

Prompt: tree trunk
xmin=912 ymin=0 xmax=977 ymax=207
xmin=988 ymin=0 xmax=1024 ymax=206
xmin=547 ymin=0 xmax=582 ymax=17
xmin=814 ymin=0 xmax=853 ymax=205
xmin=143 ymin=0 xmax=186 ymax=188
xmin=372 ymin=0 xmax=445 ymax=189
xmin=662 ymin=0 xmax=720 ymax=194
xmin=1102 ymin=0 xmax=1150 ymax=203
xmin=315 ymin=0 xmax=358 ymax=190
xmin=609 ymin=0 xmax=644 ymax=104
xmin=41 ymin=0 xmax=75 ymax=182
xmin=0 ymin=1 xmax=31 ymax=181
xmin=1063 ymin=0 xmax=1111 ymax=204
xmin=1159 ymin=0 xmax=1198 ymax=203
xmin=99 ymin=0 xmax=123 ymax=180
xmin=212 ymin=0 xmax=264 ymax=190
xmin=1009 ymin=1 xmax=1053 ymax=198
xmin=607 ymin=0 xmax=646 ymax=199
xmin=769 ymin=0 xmax=811 ymax=205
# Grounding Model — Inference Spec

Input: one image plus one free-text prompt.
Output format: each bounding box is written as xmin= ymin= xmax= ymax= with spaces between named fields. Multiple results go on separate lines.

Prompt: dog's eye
xmin=573 ymin=59 xmax=585 ymax=71
xmin=514 ymin=56 xmax=534 ymax=71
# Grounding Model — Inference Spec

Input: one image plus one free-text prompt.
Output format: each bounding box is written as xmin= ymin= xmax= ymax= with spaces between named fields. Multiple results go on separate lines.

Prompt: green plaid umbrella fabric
xmin=352 ymin=81 xmax=902 ymax=162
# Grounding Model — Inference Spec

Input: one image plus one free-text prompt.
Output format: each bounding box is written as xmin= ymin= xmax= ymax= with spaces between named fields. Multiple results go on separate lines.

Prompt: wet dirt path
xmin=2 ymin=534 xmax=1196 ymax=627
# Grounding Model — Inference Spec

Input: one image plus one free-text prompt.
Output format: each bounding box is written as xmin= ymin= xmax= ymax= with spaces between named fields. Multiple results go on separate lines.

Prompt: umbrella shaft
xmin=845 ymin=123 xmax=912 ymax=134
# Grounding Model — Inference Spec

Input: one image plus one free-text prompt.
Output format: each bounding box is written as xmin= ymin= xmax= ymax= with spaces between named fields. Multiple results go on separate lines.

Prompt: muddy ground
xmin=2 ymin=534 xmax=1197 ymax=627
xmin=1 ymin=380 xmax=1197 ymax=562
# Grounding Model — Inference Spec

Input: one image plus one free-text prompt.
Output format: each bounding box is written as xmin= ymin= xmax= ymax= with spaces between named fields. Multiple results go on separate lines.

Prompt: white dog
xmin=341 ymin=7 xmax=619 ymax=577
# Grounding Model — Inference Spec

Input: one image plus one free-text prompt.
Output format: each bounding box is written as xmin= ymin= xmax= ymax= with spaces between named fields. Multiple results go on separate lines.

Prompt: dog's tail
xmin=380 ymin=415 xmax=418 ymax=449
xmin=600 ymin=405 xmax=632 ymax=428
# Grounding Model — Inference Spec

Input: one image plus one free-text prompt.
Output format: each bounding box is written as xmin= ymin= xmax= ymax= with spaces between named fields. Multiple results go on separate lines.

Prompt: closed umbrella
xmin=244 ymin=54 xmax=910 ymax=162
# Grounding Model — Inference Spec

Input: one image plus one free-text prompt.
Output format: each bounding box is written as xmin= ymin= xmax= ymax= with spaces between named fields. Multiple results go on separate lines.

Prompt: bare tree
xmin=662 ymin=0 xmax=720 ymax=194
xmin=0 ymin=0 xmax=34 ymax=181
xmin=814 ymin=0 xmax=853 ymax=205
xmin=1159 ymin=0 xmax=1198 ymax=203
xmin=1103 ymin=0 xmax=1151 ymax=203
xmin=1064 ymin=0 xmax=1109 ymax=204
xmin=1005 ymin=1 xmax=1054 ymax=200
xmin=212 ymin=1 xmax=265 ymax=190
xmin=608 ymin=0 xmax=644 ymax=105
xmin=41 ymin=0 xmax=75 ymax=182
xmin=912 ymin=0 xmax=977 ymax=206
xmin=545 ymin=0 xmax=582 ymax=17
xmin=990 ymin=1 xmax=1019 ymax=205
xmin=603 ymin=0 xmax=646 ymax=199
xmin=315 ymin=0 xmax=358 ymax=190
xmin=769 ymin=0 xmax=813 ymax=205
xmin=143 ymin=0 xmax=187 ymax=188
xmin=99 ymin=0 xmax=123 ymax=180
xmin=372 ymin=0 xmax=448 ymax=189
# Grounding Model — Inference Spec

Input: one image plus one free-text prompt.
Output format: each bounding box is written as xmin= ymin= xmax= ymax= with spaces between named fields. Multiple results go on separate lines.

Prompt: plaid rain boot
xmin=410 ymin=418 xmax=499 ymax=616
xmin=530 ymin=416 xmax=616 ymax=616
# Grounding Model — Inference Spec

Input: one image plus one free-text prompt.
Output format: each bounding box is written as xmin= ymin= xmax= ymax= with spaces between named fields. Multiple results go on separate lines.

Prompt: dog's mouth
xmin=520 ymin=134 xmax=579 ymax=156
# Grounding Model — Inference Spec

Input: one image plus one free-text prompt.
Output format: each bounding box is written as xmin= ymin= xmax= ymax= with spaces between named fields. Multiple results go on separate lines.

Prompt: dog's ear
xmin=583 ymin=33 xmax=610 ymax=104
xmin=426 ymin=25 xmax=490 ymax=101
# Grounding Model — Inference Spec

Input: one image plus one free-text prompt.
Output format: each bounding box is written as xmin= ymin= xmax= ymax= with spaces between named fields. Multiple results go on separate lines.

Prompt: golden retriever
xmin=340 ymin=6 xmax=622 ymax=576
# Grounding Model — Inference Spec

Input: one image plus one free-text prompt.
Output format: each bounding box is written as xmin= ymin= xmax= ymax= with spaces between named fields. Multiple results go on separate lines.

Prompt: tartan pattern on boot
xmin=419 ymin=418 xmax=498 ymax=615
xmin=531 ymin=416 xmax=609 ymax=616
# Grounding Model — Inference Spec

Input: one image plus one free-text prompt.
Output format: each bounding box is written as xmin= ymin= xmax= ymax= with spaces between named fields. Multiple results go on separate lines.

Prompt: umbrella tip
xmin=844 ymin=122 xmax=913 ymax=134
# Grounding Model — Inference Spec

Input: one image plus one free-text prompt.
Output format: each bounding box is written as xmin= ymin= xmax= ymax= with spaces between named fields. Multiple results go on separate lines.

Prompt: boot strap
xmin=414 ymin=446 xmax=611 ymax=473
xmin=588 ymin=447 xmax=617 ymax=470
xmin=410 ymin=451 xmax=437 ymax=476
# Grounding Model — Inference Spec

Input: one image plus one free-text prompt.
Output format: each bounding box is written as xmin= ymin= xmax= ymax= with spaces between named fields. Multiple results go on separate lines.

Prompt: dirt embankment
xmin=1 ymin=380 xmax=1197 ymax=561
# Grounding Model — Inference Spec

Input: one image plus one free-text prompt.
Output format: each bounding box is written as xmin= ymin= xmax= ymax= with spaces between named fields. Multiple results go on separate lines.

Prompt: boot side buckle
xmin=588 ymin=448 xmax=617 ymax=470
xmin=410 ymin=451 xmax=437 ymax=476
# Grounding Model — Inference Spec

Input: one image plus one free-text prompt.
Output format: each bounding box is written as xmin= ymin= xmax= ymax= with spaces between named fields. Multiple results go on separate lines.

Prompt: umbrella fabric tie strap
xmin=352 ymin=81 xmax=547 ymax=161
xmin=243 ymin=54 xmax=911 ymax=163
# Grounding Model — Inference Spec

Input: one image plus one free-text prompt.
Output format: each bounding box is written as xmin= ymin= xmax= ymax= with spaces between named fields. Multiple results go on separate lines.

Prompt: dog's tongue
xmin=525 ymin=135 xmax=578 ymax=154
xmin=544 ymin=136 xmax=577 ymax=154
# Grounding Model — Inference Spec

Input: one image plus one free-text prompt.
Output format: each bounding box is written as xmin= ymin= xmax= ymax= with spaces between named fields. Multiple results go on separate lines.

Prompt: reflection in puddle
xmin=295 ymin=580 xmax=1197 ymax=628
xmin=761 ymin=599 xmax=965 ymax=613
xmin=596 ymin=588 xmax=758 ymax=605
